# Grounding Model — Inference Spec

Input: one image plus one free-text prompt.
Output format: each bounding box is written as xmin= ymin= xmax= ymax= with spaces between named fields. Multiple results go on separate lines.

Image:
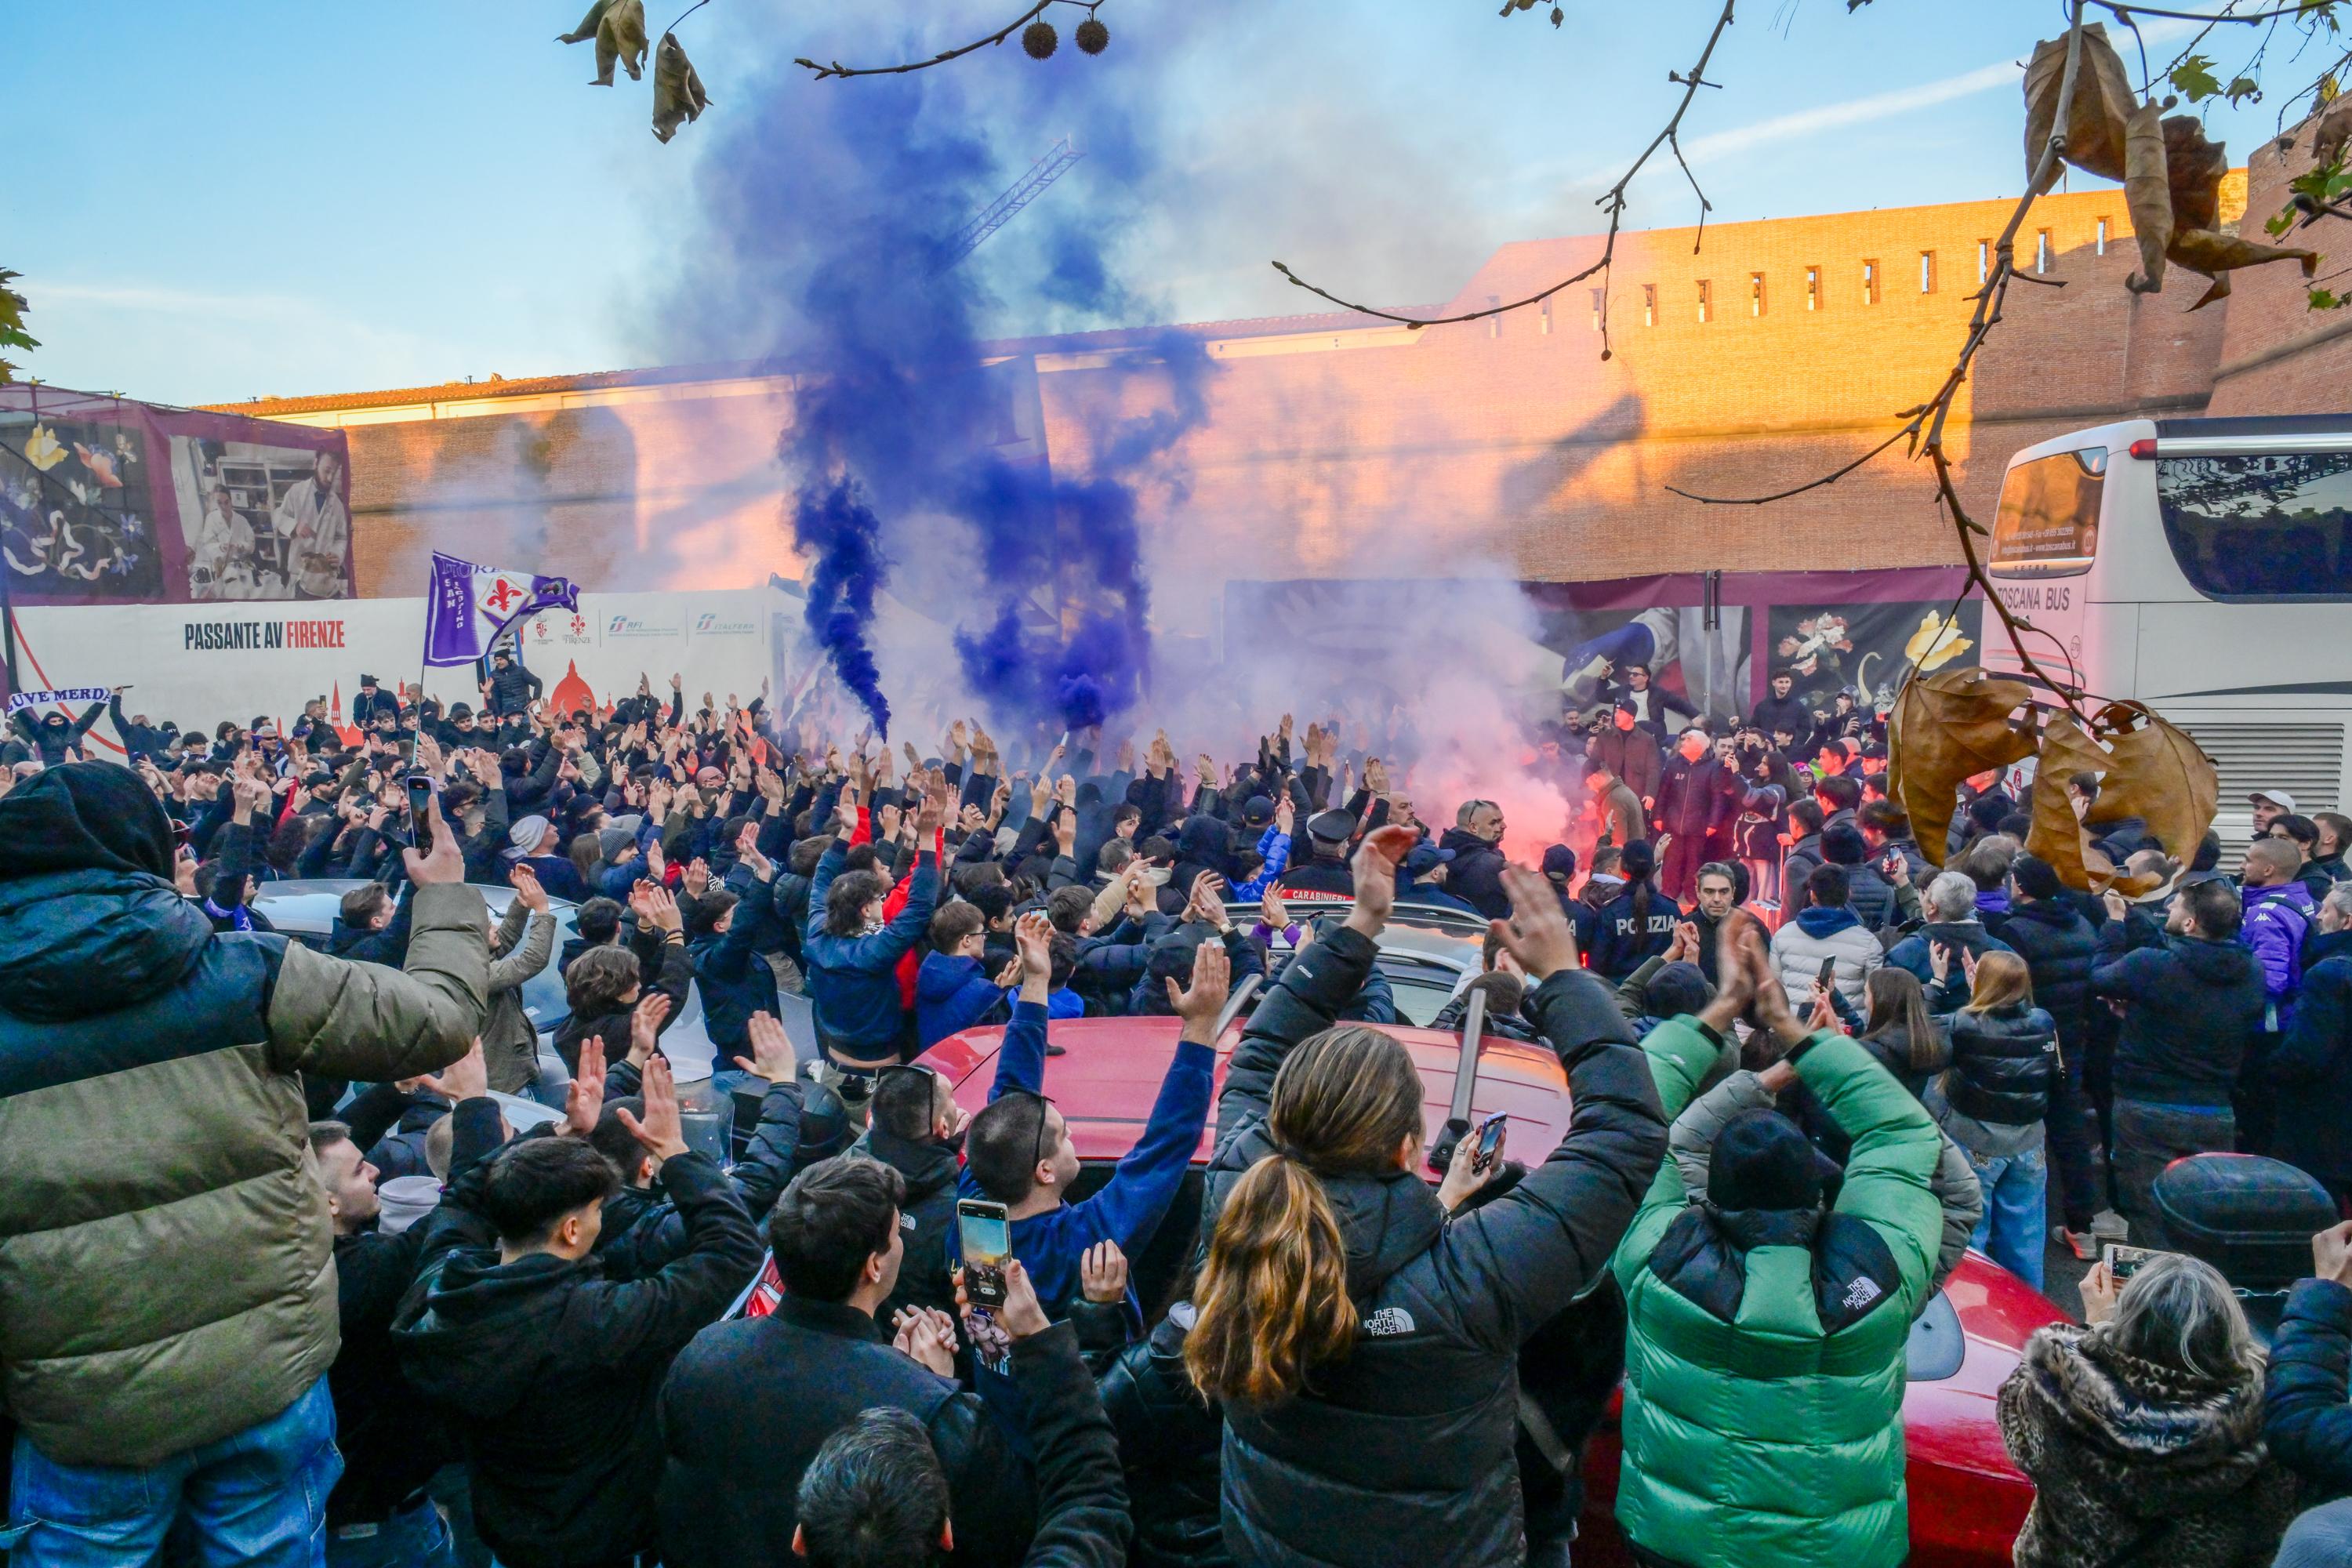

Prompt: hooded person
xmin=1613 ymin=920 xmax=1944 ymax=1568
xmin=1768 ymin=862 xmax=1884 ymax=1008
xmin=0 ymin=763 xmax=488 ymax=1556
xmin=8 ymin=695 xmax=109 ymax=767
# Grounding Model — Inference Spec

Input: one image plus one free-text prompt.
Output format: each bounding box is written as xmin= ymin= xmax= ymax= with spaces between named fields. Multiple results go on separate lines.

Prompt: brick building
xmin=211 ymin=127 xmax=2345 ymax=633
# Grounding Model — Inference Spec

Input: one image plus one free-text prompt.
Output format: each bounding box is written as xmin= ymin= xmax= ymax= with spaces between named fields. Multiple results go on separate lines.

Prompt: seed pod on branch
xmin=1075 ymin=16 xmax=1108 ymax=53
xmin=1023 ymin=20 xmax=1058 ymax=58
xmin=1888 ymin=669 xmax=2039 ymax=869
xmin=2024 ymin=23 xmax=2138 ymax=188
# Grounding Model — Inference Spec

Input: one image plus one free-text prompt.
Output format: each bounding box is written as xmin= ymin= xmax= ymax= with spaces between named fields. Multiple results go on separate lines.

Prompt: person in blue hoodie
xmin=804 ymin=786 xmax=945 ymax=1104
xmin=914 ymin=902 xmax=1014 ymax=1051
xmin=958 ymin=910 xmax=1227 ymax=1323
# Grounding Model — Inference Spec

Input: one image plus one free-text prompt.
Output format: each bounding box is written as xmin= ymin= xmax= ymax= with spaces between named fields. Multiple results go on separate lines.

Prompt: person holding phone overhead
xmin=957 ymin=908 xmax=1229 ymax=1327
xmin=1768 ymin=862 xmax=1883 ymax=1008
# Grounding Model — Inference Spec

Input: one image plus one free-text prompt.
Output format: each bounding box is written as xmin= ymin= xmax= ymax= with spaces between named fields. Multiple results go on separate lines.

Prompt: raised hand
xmin=614 ymin=1055 xmax=688 ymax=1161
xmin=1080 ymin=1240 xmax=1130 ymax=1305
xmin=1490 ymin=865 xmax=1578 ymax=981
xmin=642 ymin=886 xmax=684 ymax=935
xmin=731 ymin=1011 xmax=796 ymax=1082
xmin=1167 ymin=936 xmax=1232 ymax=1037
xmin=1345 ymin=824 xmax=1418 ymax=932
xmin=1015 ymin=909 xmax=1055 ymax=983
xmin=509 ymin=863 xmax=549 ymax=913
xmin=564 ymin=1036 xmax=608 ymax=1136
xmin=891 ymin=1306 xmax=959 ymax=1377
xmin=403 ymin=789 xmax=466 ymax=886
xmin=630 ymin=990 xmax=673 ymax=1065
xmin=415 ymin=1038 xmax=489 ymax=1102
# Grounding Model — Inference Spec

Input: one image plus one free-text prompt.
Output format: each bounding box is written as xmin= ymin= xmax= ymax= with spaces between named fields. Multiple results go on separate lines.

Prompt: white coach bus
xmin=1985 ymin=415 xmax=2352 ymax=848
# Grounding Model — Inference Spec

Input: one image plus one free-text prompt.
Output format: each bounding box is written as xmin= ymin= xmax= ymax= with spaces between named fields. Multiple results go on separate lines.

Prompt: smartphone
xmin=1816 ymin=956 xmax=1838 ymax=989
xmin=956 ymin=1198 xmax=1011 ymax=1308
xmin=405 ymin=774 xmax=437 ymax=851
xmin=2103 ymin=1242 xmax=2164 ymax=1281
xmin=1472 ymin=1112 xmax=1508 ymax=1174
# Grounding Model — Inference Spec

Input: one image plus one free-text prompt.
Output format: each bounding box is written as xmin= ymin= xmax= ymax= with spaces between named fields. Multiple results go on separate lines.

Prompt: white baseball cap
xmin=2250 ymin=789 xmax=2298 ymax=813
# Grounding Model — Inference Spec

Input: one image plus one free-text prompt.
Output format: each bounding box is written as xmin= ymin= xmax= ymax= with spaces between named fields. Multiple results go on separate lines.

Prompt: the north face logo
xmin=1363 ymin=1307 xmax=1417 ymax=1337
xmin=1842 ymin=1276 xmax=1882 ymax=1312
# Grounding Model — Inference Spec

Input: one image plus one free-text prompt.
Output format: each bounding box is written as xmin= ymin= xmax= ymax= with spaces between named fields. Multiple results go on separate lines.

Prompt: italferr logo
xmin=693 ymin=612 xmax=755 ymax=636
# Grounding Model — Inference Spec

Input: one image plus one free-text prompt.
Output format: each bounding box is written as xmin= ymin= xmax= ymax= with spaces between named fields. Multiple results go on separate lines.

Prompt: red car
xmin=918 ymin=1013 xmax=2061 ymax=1568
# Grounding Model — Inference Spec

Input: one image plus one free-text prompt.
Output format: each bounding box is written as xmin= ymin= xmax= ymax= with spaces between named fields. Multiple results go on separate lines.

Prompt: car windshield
xmin=1378 ymin=955 xmax=1465 ymax=1027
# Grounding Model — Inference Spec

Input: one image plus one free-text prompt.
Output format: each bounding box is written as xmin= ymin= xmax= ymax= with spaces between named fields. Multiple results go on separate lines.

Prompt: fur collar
xmin=2010 ymin=1324 xmax=2270 ymax=1507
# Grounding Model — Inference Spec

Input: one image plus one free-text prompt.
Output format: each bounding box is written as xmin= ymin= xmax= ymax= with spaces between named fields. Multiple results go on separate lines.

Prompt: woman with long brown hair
xmin=1185 ymin=826 xmax=1692 ymax=1568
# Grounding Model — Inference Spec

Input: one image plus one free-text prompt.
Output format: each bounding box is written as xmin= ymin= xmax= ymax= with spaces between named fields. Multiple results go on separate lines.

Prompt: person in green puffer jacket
xmin=1613 ymin=915 xmax=1944 ymax=1568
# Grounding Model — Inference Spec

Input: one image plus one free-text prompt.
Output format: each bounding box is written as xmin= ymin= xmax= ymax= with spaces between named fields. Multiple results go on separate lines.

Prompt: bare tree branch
xmin=797 ymin=0 xmax=1100 ymax=80
xmin=1673 ymin=0 xmax=2099 ymax=716
xmin=1270 ymin=0 xmax=1740 ymax=338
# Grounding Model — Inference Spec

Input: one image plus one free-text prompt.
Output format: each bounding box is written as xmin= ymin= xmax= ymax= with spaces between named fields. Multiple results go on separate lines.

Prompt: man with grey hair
xmin=1437 ymin=798 xmax=1510 ymax=920
xmin=1886 ymin=870 xmax=2014 ymax=982
xmin=2274 ymin=880 xmax=2352 ymax=1206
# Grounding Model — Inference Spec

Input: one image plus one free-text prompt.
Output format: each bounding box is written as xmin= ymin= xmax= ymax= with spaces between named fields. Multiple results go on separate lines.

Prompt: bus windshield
xmin=2158 ymin=451 xmax=2352 ymax=601
xmin=1991 ymin=447 xmax=2105 ymax=578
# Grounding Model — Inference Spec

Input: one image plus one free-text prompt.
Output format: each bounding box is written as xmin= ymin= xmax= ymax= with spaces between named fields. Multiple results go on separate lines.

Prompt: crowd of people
xmin=5 ymin=652 xmax=2352 ymax=1568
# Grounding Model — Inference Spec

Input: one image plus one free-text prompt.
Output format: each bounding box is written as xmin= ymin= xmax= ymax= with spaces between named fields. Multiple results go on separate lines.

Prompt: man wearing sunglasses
xmin=960 ymin=910 xmax=1230 ymax=1326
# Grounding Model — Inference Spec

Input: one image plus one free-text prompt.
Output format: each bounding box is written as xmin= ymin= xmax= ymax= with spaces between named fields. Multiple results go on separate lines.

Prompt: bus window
xmin=1991 ymin=448 xmax=2105 ymax=577
xmin=2158 ymin=452 xmax=2352 ymax=601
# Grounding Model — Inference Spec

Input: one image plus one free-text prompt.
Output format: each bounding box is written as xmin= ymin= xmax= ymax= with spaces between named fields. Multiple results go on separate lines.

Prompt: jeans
xmin=326 ymin=1498 xmax=454 ymax=1568
xmin=2112 ymin=1098 xmax=2236 ymax=1248
xmin=3 ymin=1375 xmax=340 ymax=1568
xmin=1964 ymin=1139 xmax=2049 ymax=1290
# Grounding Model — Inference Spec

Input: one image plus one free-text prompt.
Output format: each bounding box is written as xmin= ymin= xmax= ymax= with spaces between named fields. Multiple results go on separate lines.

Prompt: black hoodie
xmin=393 ymin=1142 xmax=763 ymax=1567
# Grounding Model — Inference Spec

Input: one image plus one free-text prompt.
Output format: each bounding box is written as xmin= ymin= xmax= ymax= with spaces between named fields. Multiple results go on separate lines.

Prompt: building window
xmin=1750 ymin=272 xmax=1766 ymax=317
xmin=1806 ymin=266 xmax=1820 ymax=311
xmin=1978 ymin=240 xmax=1991 ymax=283
xmin=1590 ymin=288 xmax=1606 ymax=332
xmin=2036 ymin=230 xmax=2052 ymax=274
xmin=1920 ymin=250 xmax=1936 ymax=294
xmin=1642 ymin=284 xmax=1657 ymax=326
xmin=1697 ymin=280 xmax=1712 ymax=323
xmin=1863 ymin=260 xmax=1880 ymax=305
xmin=2096 ymin=217 xmax=2109 ymax=256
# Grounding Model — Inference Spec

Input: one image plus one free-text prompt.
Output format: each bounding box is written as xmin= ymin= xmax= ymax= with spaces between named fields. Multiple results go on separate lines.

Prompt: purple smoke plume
xmin=659 ymin=33 xmax=1214 ymax=740
xmin=789 ymin=476 xmax=891 ymax=738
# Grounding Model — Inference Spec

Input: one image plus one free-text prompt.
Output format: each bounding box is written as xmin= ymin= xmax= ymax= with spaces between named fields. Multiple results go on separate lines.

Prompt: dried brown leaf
xmin=2024 ymin=24 xmax=2138 ymax=187
xmin=2167 ymin=227 xmax=2320 ymax=310
xmin=2026 ymin=704 xmax=2219 ymax=894
xmin=2163 ymin=115 xmax=2230 ymax=234
xmin=1889 ymin=669 xmax=2038 ymax=869
xmin=2314 ymin=100 xmax=2352 ymax=167
xmin=2125 ymin=101 xmax=2172 ymax=292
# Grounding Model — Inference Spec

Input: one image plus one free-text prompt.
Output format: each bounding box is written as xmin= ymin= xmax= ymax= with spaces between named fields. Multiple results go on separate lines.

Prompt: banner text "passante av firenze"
xmin=183 ymin=619 xmax=349 ymax=652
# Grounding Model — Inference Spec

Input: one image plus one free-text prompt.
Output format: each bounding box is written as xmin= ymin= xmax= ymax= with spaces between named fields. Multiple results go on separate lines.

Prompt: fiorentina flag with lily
xmin=423 ymin=552 xmax=580 ymax=667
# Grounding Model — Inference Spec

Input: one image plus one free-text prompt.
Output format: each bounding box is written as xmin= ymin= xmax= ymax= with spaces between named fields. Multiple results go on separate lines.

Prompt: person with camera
xmin=654 ymin=1154 xmax=1036 ymax=1568
xmin=1188 ymin=827 xmax=1682 ymax=1568
xmin=2002 ymin=1251 xmax=2294 ymax=1566
xmin=1612 ymin=917 xmax=1944 ymax=1568
xmin=790 ymin=1256 xmax=1129 ymax=1568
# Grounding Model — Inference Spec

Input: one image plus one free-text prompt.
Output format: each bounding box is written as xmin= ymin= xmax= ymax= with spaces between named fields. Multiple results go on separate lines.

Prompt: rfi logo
xmin=695 ymin=613 xmax=717 ymax=633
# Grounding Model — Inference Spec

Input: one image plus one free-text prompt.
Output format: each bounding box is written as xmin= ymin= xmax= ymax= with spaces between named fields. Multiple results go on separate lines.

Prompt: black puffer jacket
xmin=1993 ymin=898 xmax=2100 ymax=1053
xmin=1940 ymin=1001 xmax=2059 ymax=1127
xmin=1436 ymin=827 xmax=1510 ymax=920
xmin=1198 ymin=924 xmax=1670 ymax=1568
xmin=1100 ymin=1306 xmax=1229 ymax=1568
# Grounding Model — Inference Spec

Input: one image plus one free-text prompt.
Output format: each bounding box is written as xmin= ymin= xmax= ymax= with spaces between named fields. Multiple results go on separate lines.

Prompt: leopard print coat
xmin=1998 ymin=1322 xmax=2299 ymax=1567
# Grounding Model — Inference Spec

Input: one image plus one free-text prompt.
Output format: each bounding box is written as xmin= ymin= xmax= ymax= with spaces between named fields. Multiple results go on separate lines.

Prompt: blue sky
xmin=2 ymin=0 xmax=2314 ymax=405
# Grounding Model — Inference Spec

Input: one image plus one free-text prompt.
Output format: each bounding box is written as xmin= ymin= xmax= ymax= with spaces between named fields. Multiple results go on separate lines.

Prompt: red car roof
xmin=918 ymin=1015 xmax=1577 ymax=1167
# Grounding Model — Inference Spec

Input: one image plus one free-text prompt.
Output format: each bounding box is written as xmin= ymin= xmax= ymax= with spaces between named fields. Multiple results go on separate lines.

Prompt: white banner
xmin=11 ymin=587 xmax=790 ymax=754
xmin=5 ymin=686 xmax=111 ymax=714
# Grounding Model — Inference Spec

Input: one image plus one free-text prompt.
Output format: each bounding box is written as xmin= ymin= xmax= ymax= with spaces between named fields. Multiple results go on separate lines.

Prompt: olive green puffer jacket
xmin=0 ymin=871 xmax=487 ymax=1466
xmin=1611 ymin=1021 xmax=1944 ymax=1568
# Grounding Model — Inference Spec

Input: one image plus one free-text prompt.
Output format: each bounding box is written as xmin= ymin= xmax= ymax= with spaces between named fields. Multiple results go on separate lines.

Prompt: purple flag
xmin=423 ymin=553 xmax=581 ymax=667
